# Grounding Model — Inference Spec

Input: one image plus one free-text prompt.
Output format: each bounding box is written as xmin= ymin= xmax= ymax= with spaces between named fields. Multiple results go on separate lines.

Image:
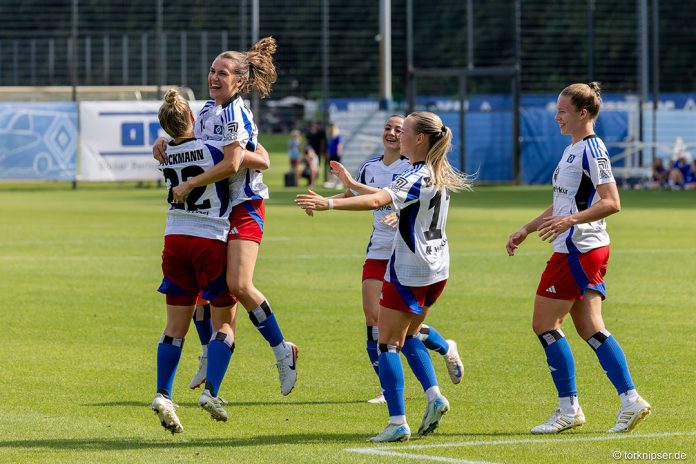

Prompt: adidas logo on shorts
xmin=545 ymin=285 xmax=557 ymax=294
xmin=229 ymin=227 xmax=239 ymax=235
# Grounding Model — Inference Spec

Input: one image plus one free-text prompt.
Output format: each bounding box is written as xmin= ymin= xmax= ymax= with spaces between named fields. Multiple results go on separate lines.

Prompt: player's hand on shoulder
xmin=153 ymin=137 xmax=168 ymax=164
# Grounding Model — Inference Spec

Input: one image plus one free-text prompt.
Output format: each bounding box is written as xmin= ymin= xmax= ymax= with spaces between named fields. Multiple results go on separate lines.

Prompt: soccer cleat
xmin=418 ymin=394 xmax=450 ymax=436
xmin=367 ymin=391 xmax=387 ymax=404
xmin=277 ymin=342 xmax=299 ymax=396
xmin=198 ymin=389 xmax=228 ymax=422
xmin=368 ymin=422 xmax=411 ymax=442
xmin=531 ymin=407 xmax=586 ymax=434
xmin=443 ymin=340 xmax=464 ymax=384
xmin=151 ymin=393 xmax=183 ymax=434
xmin=189 ymin=355 xmax=207 ymax=389
xmin=607 ymin=397 xmax=651 ymax=433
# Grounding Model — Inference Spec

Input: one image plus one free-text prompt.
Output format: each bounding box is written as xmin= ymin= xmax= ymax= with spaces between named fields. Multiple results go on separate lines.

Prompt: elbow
xmin=259 ymin=157 xmax=270 ymax=170
xmin=368 ymin=198 xmax=383 ymax=209
xmin=610 ymin=200 xmax=621 ymax=215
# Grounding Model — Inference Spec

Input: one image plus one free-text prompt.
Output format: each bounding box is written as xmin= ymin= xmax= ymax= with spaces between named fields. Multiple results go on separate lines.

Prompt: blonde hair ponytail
xmin=408 ymin=111 xmax=472 ymax=192
xmin=158 ymin=89 xmax=191 ymax=139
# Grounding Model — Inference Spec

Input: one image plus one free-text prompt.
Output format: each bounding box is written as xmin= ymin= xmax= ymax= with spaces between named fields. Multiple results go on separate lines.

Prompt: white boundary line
xmin=344 ymin=431 xmax=696 ymax=463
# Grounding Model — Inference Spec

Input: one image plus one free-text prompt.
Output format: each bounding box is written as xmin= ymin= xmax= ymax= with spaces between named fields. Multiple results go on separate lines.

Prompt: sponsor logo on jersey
xmin=597 ymin=158 xmax=612 ymax=179
xmin=227 ymin=121 xmax=238 ymax=133
xmin=553 ymin=185 xmax=569 ymax=194
xmin=389 ymin=176 xmax=409 ymax=192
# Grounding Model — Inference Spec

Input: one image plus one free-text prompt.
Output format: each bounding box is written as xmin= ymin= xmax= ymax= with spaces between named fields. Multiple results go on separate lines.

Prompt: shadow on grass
xmin=0 ymin=433 xmax=369 ymax=450
xmin=86 ymin=399 xmax=367 ymax=408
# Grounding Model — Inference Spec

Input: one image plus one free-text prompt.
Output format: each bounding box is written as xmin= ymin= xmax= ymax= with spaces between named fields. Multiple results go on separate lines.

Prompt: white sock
xmin=425 ymin=385 xmax=441 ymax=403
xmin=620 ymin=389 xmax=640 ymax=407
xmin=271 ymin=341 xmax=289 ymax=361
xmin=558 ymin=395 xmax=579 ymax=414
xmin=389 ymin=415 xmax=406 ymax=425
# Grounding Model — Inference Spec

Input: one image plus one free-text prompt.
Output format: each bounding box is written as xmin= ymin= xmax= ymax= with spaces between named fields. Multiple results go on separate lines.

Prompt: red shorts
xmin=158 ymin=235 xmax=235 ymax=307
xmin=536 ymin=246 xmax=610 ymax=300
xmin=380 ymin=279 xmax=447 ymax=315
xmin=362 ymin=259 xmax=388 ymax=281
xmin=229 ymin=200 xmax=265 ymax=244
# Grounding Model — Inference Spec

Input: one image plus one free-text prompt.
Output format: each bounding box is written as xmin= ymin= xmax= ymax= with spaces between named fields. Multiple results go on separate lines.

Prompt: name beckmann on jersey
xmin=161 ymin=149 xmax=205 ymax=166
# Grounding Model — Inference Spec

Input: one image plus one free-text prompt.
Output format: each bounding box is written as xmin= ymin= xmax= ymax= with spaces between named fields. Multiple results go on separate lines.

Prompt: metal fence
xmin=1 ymin=0 xmax=693 ymax=100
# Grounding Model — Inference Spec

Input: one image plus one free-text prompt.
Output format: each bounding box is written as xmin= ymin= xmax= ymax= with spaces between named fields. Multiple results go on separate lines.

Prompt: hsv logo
xmin=214 ymin=124 xmax=223 ymax=134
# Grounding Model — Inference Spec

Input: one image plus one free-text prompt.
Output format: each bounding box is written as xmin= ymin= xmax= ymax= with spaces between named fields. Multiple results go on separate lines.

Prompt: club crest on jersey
xmin=214 ymin=124 xmax=223 ymax=135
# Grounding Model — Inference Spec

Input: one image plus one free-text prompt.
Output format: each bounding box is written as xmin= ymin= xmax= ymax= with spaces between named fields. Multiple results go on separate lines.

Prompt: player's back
xmin=383 ymin=162 xmax=451 ymax=286
xmin=159 ymin=138 xmax=231 ymax=241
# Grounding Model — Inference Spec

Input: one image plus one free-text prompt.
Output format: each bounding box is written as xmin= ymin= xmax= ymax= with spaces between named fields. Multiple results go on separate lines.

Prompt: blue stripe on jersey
xmin=205 ymin=143 xmax=231 ymax=217
xmin=564 ymin=226 xmax=590 ymax=293
xmin=589 ymin=138 xmax=604 ymax=159
xmin=365 ymin=227 xmax=375 ymax=255
xmin=359 ymin=156 xmax=384 ymax=184
xmin=242 ymin=201 xmax=264 ymax=232
xmin=388 ymin=251 xmax=423 ymax=315
xmin=240 ymin=109 xmax=256 ymax=151
xmin=243 ymin=170 xmax=263 ymax=200
xmin=398 ymin=201 xmax=419 ymax=253
xmin=406 ymin=177 xmax=422 ymax=202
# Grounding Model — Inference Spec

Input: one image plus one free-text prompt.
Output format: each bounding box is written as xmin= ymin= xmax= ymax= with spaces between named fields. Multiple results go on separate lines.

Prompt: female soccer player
xmin=151 ymin=89 xmax=239 ymax=433
xmin=506 ymin=82 xmax=651 ymax=434
xmin=296 ymin=111 xmax=470 ymax=442
xmin=328 ymin=115 xmax=463 ymax=404
xmin=164 ymin=37 xmax=298 ymax=410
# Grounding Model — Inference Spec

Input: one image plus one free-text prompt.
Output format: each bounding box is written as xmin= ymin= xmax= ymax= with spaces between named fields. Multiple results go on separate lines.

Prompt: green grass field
xmin=1 ymin=137 xmax=695 ymax=463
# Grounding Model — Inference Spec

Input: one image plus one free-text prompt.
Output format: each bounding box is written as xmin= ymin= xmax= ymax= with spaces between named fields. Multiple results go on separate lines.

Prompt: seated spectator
xmin=646 ymin=157 xmax=668 ymax=189
xmin=297 ymin=145 xmax=319 ymax=188
xmin=669 ymin=154 xmax=691 ymax=190
xmin=685 ymin=160 xmax=696 ymax=190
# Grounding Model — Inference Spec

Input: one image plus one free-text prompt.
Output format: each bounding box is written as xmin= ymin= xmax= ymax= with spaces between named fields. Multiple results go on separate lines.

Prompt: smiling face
xmin=555 ymin=94 xmax=586 ymax=136
xmin=399 ymin=116 xmax=427 ymax=161
xmin=382 ymin=116 xmax=403 ymax=152
xmin=208 ymin=57 xmax=244 ymax=104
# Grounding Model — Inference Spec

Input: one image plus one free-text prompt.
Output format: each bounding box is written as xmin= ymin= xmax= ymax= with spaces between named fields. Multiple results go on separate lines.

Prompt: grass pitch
xmin=0 ymin=136 xmax=694 ymax=463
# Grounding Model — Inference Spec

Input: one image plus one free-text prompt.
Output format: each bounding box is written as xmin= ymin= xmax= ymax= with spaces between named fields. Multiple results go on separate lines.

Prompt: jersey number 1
xmin=162 ymin=166 xmax=211 ymax=211
xmin=424 ymin=190 xmax=447 ymax=241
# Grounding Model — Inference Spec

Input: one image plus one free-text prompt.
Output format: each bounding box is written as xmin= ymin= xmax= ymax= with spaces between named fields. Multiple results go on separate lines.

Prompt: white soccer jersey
xmin=195 ymin=96 xmax=268 ymax=206
xmin=551 ymin=135 xmax=616 ymax=253
xmin=353 ymin=155 xmax=411 ymax=260
xmin=383 ymin=162 xmax=450 ymax=286
xmin=159 ymin=139 xmax=230 ymax=242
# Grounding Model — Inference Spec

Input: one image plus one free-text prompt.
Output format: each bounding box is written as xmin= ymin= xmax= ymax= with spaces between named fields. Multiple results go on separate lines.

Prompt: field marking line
xmin=344 ymin=448 xmax=499 ymax=464
xmin=345 ymin=431 xmax=696 ymax=463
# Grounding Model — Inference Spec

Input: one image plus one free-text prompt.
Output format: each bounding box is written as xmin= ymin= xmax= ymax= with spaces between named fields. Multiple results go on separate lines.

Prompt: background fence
xmin=1 ymin=0 xmax=695 ymax=183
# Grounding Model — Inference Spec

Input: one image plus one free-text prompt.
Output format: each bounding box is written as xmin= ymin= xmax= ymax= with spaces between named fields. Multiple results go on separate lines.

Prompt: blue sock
xmin=402 ymin=335 xmax=438 ymax=391
xmin=366 ymin=326 xmax=379 ymax=376
xmin=418 ymin=324 xmax=449 ymax=355
xmin=587 ymin=329 xmax=635 ymax=395
xmin=249 ymin=301 xmax=284 ymax=347
xmin=378 ymin=344 xmax=405 ymax=417
xmin=157 ymin=335 xmax=184 ymax=398
xmin=193 ymin=304 xmax=213 ymax=347
xmin=204 ymin=332 xmax=235 ymax=396
xmin=538 ymin=329 xmax=577 ymax=397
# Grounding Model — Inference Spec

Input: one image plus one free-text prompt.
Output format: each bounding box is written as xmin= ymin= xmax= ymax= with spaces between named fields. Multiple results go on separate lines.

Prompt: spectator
xmin=646 ymin=157 xmax=668 ymax=189
xmin=305 ymin=121 xmax=327 ymax=169
xmin=668 ymin=152 xmax=691 ymax=189
xmin=324 ymin=123 xmax=344 ymax=189
xmin=288 ymin=129 xmax=301 ymax=170
xmin=297 ymin=145 xmax=319 ymax=188
xmin=685 ymin=160 xmax=696 ymax=190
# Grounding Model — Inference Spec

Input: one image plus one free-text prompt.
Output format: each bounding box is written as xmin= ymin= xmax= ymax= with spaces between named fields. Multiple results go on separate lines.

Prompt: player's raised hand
xmin=506 ymin=228 xmax=528 ymax=256
xmin=153 ymin=137 xmax=168 ymax=164
xmin=295 ymin=189 xmax=329 ymax=212
xmin=330 ymin=161 xmax=354 ymax=189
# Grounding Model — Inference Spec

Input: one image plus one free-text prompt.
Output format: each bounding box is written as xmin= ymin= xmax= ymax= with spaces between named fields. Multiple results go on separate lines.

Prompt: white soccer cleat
xmin=607 ymin=397 xmax=651 ymax=433
xmin=368 ymin=422 xmax=411 ymax=442
xmin=531 ymin=407 xmax=586 ymax=434
xmin=367 ymin=391 xmax=387 ymax=404
xmin=443 ymin=340 xmax=464 ymax=384
xmin=277 ymin=342 xmax=298 ymax=396
xmin=189 ymin=354 xmax=207 ymax=389
xmin=418 ymin=394 xmax=450 ymax=436
xmin=198 ymin=389 xmax=228 ymax=422
xmin=151 ymin=393 xmax=183 ymax=434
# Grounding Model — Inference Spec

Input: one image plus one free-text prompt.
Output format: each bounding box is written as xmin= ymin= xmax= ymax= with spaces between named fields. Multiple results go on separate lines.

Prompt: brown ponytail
xmin=217 ymin=36 xmax=277 ymax=98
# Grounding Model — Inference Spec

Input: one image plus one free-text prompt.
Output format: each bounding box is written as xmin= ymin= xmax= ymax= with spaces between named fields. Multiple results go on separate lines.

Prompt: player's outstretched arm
xmin=295 ymin=189 xmax=392 ymax=212
xmin=330 ymin=161 xmax=381 ymax=196
xmin=172 ymin=142 xmax=244 ymax=202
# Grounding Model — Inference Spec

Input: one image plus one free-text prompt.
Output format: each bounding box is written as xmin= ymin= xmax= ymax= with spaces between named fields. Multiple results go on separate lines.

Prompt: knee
xmin=532 ymin=318 xmax=558 ymax=336
xmin=227 ymin=279 xmax=253 ymax=299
